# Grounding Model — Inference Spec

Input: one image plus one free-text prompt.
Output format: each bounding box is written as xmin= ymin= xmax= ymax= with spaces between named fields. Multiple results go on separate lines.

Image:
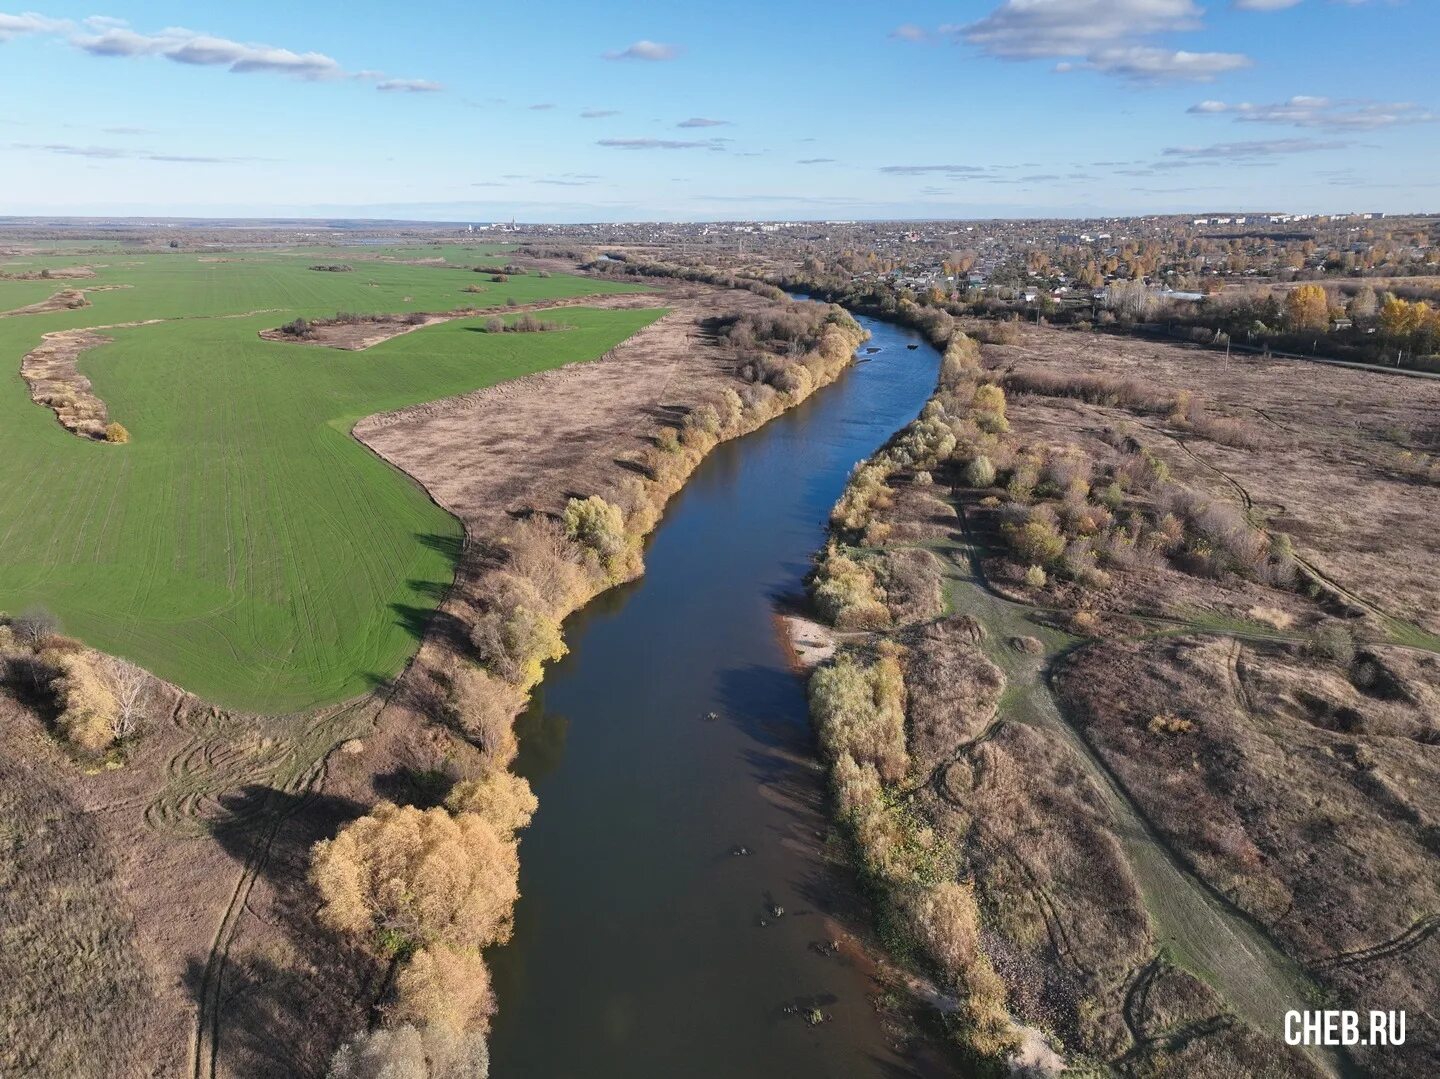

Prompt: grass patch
xmin=0 ymin=253 xmax=652 ymax=710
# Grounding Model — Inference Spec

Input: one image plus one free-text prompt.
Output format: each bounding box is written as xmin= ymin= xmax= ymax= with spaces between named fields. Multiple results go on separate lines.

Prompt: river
xmin=486 ymin=308 xmax=945 ymax=1077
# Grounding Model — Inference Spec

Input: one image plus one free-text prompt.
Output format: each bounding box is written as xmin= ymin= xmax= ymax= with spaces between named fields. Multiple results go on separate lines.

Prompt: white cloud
xmin=597 ymin=137 xmax=720 ymax=149
xmin=1232 ymin=0 xmax=1302 ymax=10
xmin=72 ymin=26 xmax=346 ymax=78
xmin=880 ymin=163 xmax=989 ymax=175
xmin=677 ymin=117 xmax=729 ymax=128
xmin=1163 ymin=137 xmax=1349 ymax=158
xmin=376 ymin=78 xmax=443 ymax=93
xmin=961 ymin=0 xmax=1204 ymax=58
xmin=580 ymin=108 xmax=619 ymax=118
xmin=1188 ymin=95 xmax=1436 ymax=129
xmin=0 ymin=11 xmax=70 ymax=40
xmin=0 ymin=13 xmax=439 ymax=90
xmin=955 ymin=0 xmax=1254 ymax=83
xmin=602 ymin=40 xmax=680 ymax=61
xmin=1082 ymin=46 xmax=1251 ymax=80
xmin=13 ymin=141 xmax=252 ymax=163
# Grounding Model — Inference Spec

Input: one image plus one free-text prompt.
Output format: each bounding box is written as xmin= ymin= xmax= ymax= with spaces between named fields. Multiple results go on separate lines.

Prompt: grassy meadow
xmin=0 ymin=249 xmax=653 ymax=711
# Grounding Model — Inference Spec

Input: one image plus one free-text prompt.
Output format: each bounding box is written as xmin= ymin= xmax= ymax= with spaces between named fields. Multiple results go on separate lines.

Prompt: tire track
xmin=1312 ymin=913 xmax=1440 ymax=972
xmin=185 ymin=700 xmax=376 ymax=1079
xmin=931 ymin=502 xmax=1353 ymax=1078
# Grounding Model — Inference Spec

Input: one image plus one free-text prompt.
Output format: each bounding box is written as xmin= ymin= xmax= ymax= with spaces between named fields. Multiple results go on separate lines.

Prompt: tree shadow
xmin=390 ymin=602 xmax=469 ymax=649
xmin=405 ymin=577 xmax=450 ymax=601
xmin=208 ymin=785 xmax=368 ymax=884
xmin=191 ymin=784 xmax=379 ymax=1077
xmin=414 ymin=531 xmax=464 ymax=561
xmin=614 ymin=456 xmax=654 ymax=479
xmin=371 ymin=764 xmax=458 ymax=809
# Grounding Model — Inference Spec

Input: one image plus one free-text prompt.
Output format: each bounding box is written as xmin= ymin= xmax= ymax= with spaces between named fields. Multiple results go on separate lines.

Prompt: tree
xmin=1009 ymin=519 xmax=1066 ymax=566
xmin=444 ymin=770 xmax=537 ymax=836
xmin=470 ymin=604 xmax=565 ymax=690
xmin=104 ymin=657 xmax=147 ymax=740
xmin=393 ymin=945 xmax=495 ymax=1033
xmin=1348 ymin=285 xmax=1378 ymax=320
xmin=1380 ymin=296 xmax=1426 ymax=342
xmin=310 ymin=802 xmax=521 ymax=958
xmin=11 ymin=606 xmax=58 ymax=649
xmin=1284 ymin=284 xmax=1328 ymax=333
xmin=562 ymin=495 xmax=630 ymax=577
xmin=1105 ymin=279 xmax=1155 ymax=321
xmin=327 ymin=1024 xmax=489 ymax=1079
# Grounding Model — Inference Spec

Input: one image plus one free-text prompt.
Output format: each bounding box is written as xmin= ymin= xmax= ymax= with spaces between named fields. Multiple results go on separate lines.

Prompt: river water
xmin=487 ymin=309 xmax=942 ymax=1078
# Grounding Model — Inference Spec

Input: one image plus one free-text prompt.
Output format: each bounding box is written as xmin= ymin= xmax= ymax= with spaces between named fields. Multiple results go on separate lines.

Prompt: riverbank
xmin=800 ymin=319 xmax=1363 ymax=1076
xmin=300 ymin=283 xmax=876 ymax=1068
xmin=479 ymin=303 xmax=954 ymax=1077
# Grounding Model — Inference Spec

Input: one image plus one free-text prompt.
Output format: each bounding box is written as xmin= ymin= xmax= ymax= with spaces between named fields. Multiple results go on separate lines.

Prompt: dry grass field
xmin=805 ymin=322 xmax=1437 ymax=1076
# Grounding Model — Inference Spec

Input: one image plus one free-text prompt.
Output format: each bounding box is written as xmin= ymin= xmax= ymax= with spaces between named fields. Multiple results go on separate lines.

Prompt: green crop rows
xmin=0 ymin=249 xmax=654 ymax=711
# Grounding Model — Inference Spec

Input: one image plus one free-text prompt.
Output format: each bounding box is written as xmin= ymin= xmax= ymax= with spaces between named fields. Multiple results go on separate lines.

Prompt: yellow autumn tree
xmin=310 ymin=802 xmax=520 ymax=957
xmin=444 ymin=770 xmax=538 ymax=837
xmin=1380 ymin=296 xmax=1431 ymax=343
xmin=392 ymin=944 xmax=496 ymax=1033
xmin=42 ymin=648 xmax=119 ymax=752
xmin=1284 ymin=284 xmax=1329 ymax=333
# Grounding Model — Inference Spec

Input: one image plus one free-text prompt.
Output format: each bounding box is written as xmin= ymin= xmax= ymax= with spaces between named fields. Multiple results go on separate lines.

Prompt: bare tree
xmin=104 ymin=657 xmax=147 ymax=740
xmin=12 ymin=606 xmax=58 ymax=650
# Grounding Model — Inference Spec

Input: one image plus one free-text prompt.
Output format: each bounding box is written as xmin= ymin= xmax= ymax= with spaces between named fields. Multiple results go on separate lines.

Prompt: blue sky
xmin=0 ymin=1 xmax=1434 ymax=221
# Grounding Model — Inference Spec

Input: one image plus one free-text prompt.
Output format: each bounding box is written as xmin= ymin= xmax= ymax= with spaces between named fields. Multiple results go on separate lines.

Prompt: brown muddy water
xmin=487 ymin=310 xmax=949 ymax=1077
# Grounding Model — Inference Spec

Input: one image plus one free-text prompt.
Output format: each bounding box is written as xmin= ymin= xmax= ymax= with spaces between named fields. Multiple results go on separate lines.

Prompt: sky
xmin=0 ymin=0 xmax=1436 ymax=222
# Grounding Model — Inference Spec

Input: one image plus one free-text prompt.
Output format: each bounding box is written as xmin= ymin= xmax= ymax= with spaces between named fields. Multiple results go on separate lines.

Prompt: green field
xmin=0 ymin=251 xmax=654 ymax=712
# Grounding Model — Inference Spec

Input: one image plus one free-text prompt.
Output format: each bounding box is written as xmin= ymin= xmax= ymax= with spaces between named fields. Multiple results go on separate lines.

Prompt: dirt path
xmin=933 ymin=501 xmax=1353 ymax=1079
xmin=183 ymin=699 xmax=378 ymax=1079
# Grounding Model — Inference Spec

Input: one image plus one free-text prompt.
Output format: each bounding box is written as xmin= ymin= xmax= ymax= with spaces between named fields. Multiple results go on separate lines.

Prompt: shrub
xmin=812 ymin=549 xmax=890 ymax=630
xmin=1008 ymin=518 xmax=1065 ymax=566
xmin=444 ymin=770 xmax=538 ymax=836
xmin=470 ymin=604 xmax=565 ymax=690
xmin=963 ymin=455 xmax=996 ymax=489
xmin=328 ymin=1024 xmax=489 ymax=1079
xmin=446 ymin=666 xmax=524 ymax=767
xmin=831 ymin=463 xmax=895 ymax=534
xmin=1024 ymin=564 xmax=1047 ymax=589
xmin=11 ymin=607 xmax=59 ymax=649
xmin=905 ymin=882 xmax=1019 ymax=1060
xmin=42 ymin=649 xmax=119 ymax=752
xmin=1148 ymin=713 xmax=1195 ymax=735
xmin=809 ymin=647 xmax=908 ymax=784
xmin=1006 ymin=462 xmax=1038 ymax=501
xmin=562 ymin=496 xmax=632 ymax=578
xmin=1309 ymin=624 xmax=1355 ymax=667
xmin=103 ymin=422 xmax=130 ymax=444
xmin=507 ymin=516 xmax=590 ymax=612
